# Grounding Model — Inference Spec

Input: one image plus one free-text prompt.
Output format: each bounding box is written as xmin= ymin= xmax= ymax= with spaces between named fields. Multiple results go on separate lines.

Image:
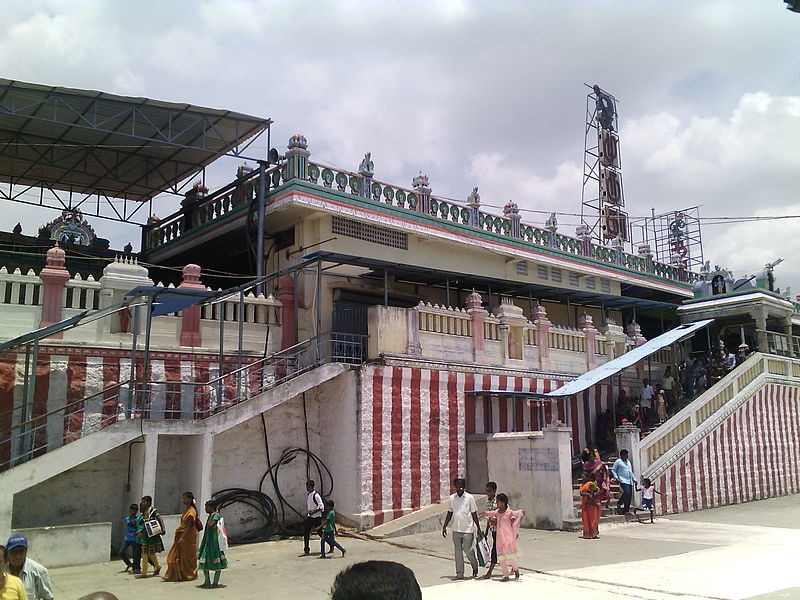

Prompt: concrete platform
xmin=47 ymin=494 xmax=800 ymax=600
xmin=367 ymin=495 xmax=487 ymax=539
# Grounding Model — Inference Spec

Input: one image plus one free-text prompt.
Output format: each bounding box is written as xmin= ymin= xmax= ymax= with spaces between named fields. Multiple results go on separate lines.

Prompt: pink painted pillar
xmin=626 ymin=321 xmax=647 ymax=377
xmin=179 ymin=264 xmax=205 ymax=347
xmin=465 ymin=291 xmax=487 ymax=363
xmin=532 ymin=304 xmax=551 ymax=370
xmin=579 ymin=313 xmax=598 ymax=370
xmin=38 ymin=243 xmax=70 ymax=338
xmin=277 ymin=275 xmax=297 ymax=350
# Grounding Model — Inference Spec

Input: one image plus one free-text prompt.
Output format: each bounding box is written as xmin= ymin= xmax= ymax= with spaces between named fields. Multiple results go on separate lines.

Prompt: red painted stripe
xmin=754 ymin=390 xmax=767 ymax=499
xmin=429 ymin=370 xmax=442 ymax=504
xmin=371 ymin=368 xmax=384 ymax=526
xmin=570 ymin=394 xmax=580 ymax=454
xmin=391 ymin=367 xmax=404 ymax=514
xmin=696 ymin=439 xmax=708 ymax=510
xmin=163 ymin=360 xmax=182 ymax=420
xmin=448 ymin=371 xmax=459 ymax=484
xmin=744 ymin=394 xmax=757 ymax=501
xmin=581 ymin=386 xmax=591 ymax=450
xmin=410 ymin=368 xmax=422 ymax=510
xmin=465 ymin=385 xmax=476 ymax=435
xmin=774 ymin=386 xmax=787 ymax=497
xmin=482 ymin=374 xmax=492 ymax=432
xmin=498 ymin=394 xmax=508 ymax=433
xmin=679 ymin=456 xmax=689 ymax=513
xmin=787 ymin=386 xmax=800 ymax=494
xmin=0 ymin=357 xmax=16 ymax=468
xmin=669 ymin=455 xmax=678 ymax=513
xmin=30 ymin=356 xmax=52 ymax=457
xmin=657 ymin=474 xmax=667 ymax=516
xmin=767 ymin=386 xmax=780 ymax=497
xmin=734 ymin=409 xmax=746 ymax=503
xmin=63 ymin=356 xmax=87 ymax=444
xmin=100 ymin=357 xmax=120 ymax=428
xmin=193 ymin=362 xmax=211 ymax=418
xmin=514 ymin=378 xmax=523 ymax=432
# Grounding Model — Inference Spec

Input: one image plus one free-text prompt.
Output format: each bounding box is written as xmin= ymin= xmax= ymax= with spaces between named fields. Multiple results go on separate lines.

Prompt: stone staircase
xmin=562 ymin=456 xmax=629 ymax=532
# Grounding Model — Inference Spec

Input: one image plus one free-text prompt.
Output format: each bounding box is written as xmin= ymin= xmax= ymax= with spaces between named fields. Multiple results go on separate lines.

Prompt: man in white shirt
xmin=5 ymin=534 xmax=54 ymax=600
xmin=441 ymin=477 xmax=482 ymax=580
xmin=639 ymin=378 xmax=654 ymax=425
xmin=300 ymin=479 xmax=325 ymax=556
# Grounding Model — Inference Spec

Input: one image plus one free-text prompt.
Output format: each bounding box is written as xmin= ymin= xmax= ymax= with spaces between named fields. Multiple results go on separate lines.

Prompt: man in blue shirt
xmin=611 ymin=449 xmax=636 ymax=515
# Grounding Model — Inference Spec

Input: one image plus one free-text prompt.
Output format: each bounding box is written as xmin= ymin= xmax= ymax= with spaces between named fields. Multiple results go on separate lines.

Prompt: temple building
xmin=0 ymin=80 xmax=798 ymax=566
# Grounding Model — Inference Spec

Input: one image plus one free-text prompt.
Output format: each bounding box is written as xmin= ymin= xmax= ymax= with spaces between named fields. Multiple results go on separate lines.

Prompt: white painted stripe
xmin=456 ymin=371 xmax=467 ymax=478
xmin=148 ymin=360 xmax=166 ymax=418
xmin=381 ymin=367 xmax=393 ymax=516
xmin=438 ymin=369 xmax=450 ymax=502
xmin=46 ymin=356 xmax=68 ymax=449
xmin=82 ymin=356 xmax=105 ymax=435
xmin=360 ymin=365 xmax=374 ymax=515
xmin=180 ymin=362 xmax=195 ymax=419
xmin=400 ymin=367 xmax=411 ymax=512
xmin=419 ymin=368 xmax=431 ymax=508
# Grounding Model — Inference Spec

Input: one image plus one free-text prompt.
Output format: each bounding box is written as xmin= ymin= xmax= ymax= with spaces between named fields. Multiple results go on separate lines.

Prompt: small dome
xmin=46 ymin=243 xmax=66 ymax=267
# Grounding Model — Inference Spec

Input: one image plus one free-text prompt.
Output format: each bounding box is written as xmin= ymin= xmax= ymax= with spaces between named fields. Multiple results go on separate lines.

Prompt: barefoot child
xmin=634 ymin=478 xmax=663 ymax=523
xmin=120 ymin=504 xmax=139 ymax=574
xmin=198 ymin=500 xmax=228 ymax=588
xmin=480 ymin=482 xmax=498 ymax=579
xmin=316 ymin=500 xmax=346 ymax=559
xmin=483 ymin=493 xmax=524 ymax=582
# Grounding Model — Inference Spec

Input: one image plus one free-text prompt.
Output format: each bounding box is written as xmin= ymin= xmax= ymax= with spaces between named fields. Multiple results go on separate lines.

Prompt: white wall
xmin=12 ymin=445 xmax=130 ymax=555
xmin=14 ymin=522 xmax=111 ymax=567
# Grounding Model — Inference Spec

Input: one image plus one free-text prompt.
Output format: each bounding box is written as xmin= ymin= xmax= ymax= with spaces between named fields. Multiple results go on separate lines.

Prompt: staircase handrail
xmin=0 ymin=379 xmax=131 ymax=438
xmin=642 ymin=353 xmax=800 ymax=481
xmin=637 ymin=352 xmax=766 ymax=473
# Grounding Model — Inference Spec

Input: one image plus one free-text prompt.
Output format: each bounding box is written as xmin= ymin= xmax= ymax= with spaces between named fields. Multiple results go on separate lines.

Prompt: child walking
xmin=317 ymin=500 xmax=346 ymax=559
xmin=635 ymin=478 xmax=663 ymax=523
xmin=119 ymin=504 xmax=140 ymax=573
xmin=480 ymin=481 xmax=498 ymax=579
xmin=482 ymin=493 xmax=524 ymax=582
xmin=198 ymin=500 xmax=228 ymax=588
xmin=135 ymin=496 xmax=164 ymax=578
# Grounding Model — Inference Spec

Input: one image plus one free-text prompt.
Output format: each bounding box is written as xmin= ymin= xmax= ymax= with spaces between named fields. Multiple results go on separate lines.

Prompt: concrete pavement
xmin=49 ymin=495 xmax=800 ymax=600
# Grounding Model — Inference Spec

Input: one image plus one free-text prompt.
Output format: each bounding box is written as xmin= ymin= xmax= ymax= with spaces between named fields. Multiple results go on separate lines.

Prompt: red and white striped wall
xmin=0 ymin=346 xmax=239 ymax=468
xmin=358 ymin=364 xmax=617 ymax=526
xmin=654 ymin=383 xmax=800 ymax=515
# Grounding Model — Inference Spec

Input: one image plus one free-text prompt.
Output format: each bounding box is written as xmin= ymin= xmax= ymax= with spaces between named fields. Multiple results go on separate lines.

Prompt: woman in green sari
xmin=198 ymin=500 xmax=228 ymax=588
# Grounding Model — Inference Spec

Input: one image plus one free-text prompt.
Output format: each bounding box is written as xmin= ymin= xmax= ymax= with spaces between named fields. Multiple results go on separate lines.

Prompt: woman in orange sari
xmin=580 ymin=472 xmax=602 ymax=539
xmin=162 ymin=491 xmax=199 ymax=581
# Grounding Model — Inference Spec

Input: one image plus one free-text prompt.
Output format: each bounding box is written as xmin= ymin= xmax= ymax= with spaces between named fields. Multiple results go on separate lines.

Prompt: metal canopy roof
xmin=304 ymin=251 xmax=682 ymax=311
xmin=0 ymin=79 xmax=271 ymax=202
xmin=545 ymin=319 xmax=714 ymax=398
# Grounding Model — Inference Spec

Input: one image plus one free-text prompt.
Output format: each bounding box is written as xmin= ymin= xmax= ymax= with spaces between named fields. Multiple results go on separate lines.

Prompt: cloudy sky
xmin=1 ymin=0 xmax=798 ymax=294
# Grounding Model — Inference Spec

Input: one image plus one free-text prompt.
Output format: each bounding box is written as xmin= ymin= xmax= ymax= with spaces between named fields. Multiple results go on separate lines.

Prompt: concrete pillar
xmin=783 ymin=318 xmax=795 ymax=357
xmin=753 ymin=311 xmax=768 ymax=354
xmin=141 ymin=433 xmax=159 ymax=497
xmin=277 ymin=275 xmax=297 ymax=350
xmin=285 ymin=135 xmax=310 ymax=181
xmin=615 ymin=424 xmax=641 ymax=470
xmin=578 ymin=313 xmax=598 ymax=370
xmin=0 ymin=491 xmax=13 ymax=541
xmin=532 ymin=304 xmax=551 ymax=370
xmin=198 ymin=433 xmax=215 ymax=505
xmin=542 ymin=424 xmax=575 ymax=527
xmin=412 ymin=173 xmax=431 ymax=214
xmin=405 ymin=307 xmax=422 ymax=356
xmin=466 ymin=291 xmax=487 ymax=363
xmin=178 ymin=264 xmax=205 ymax=347
xmin=38 ymin=244 xmax=70 ymax=335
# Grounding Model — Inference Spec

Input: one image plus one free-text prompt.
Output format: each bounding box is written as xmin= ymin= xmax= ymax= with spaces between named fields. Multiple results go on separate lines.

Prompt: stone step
xmin=562 ymin=513 xmax=629 ymax=532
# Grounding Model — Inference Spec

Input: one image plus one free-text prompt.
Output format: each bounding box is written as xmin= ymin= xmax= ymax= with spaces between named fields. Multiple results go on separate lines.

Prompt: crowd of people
xmin=580 ymin=446 xmax=663 ymax=539
xmin=600 ymin=345 xmax=752 ymax=436
xmin=116 ymin=492 xmax=228 ymax=589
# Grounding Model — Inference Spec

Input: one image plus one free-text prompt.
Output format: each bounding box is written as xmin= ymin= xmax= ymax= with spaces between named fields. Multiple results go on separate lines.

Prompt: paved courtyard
xmin=51 ymin=495 xmax=800 ymax=600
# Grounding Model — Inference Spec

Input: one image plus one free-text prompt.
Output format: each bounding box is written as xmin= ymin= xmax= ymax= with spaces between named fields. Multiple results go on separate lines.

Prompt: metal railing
xmin=0 ymin=332 xmax=367 ymax=472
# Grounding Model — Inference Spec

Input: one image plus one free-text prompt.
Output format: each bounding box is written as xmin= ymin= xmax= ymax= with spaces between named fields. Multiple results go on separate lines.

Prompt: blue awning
xmin=125 ymin=286 xmax=217 ymax=317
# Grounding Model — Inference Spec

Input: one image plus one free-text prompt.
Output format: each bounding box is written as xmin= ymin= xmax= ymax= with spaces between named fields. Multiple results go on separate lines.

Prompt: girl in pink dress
xmin=483 ymin=493 xmax=525 ymax=581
